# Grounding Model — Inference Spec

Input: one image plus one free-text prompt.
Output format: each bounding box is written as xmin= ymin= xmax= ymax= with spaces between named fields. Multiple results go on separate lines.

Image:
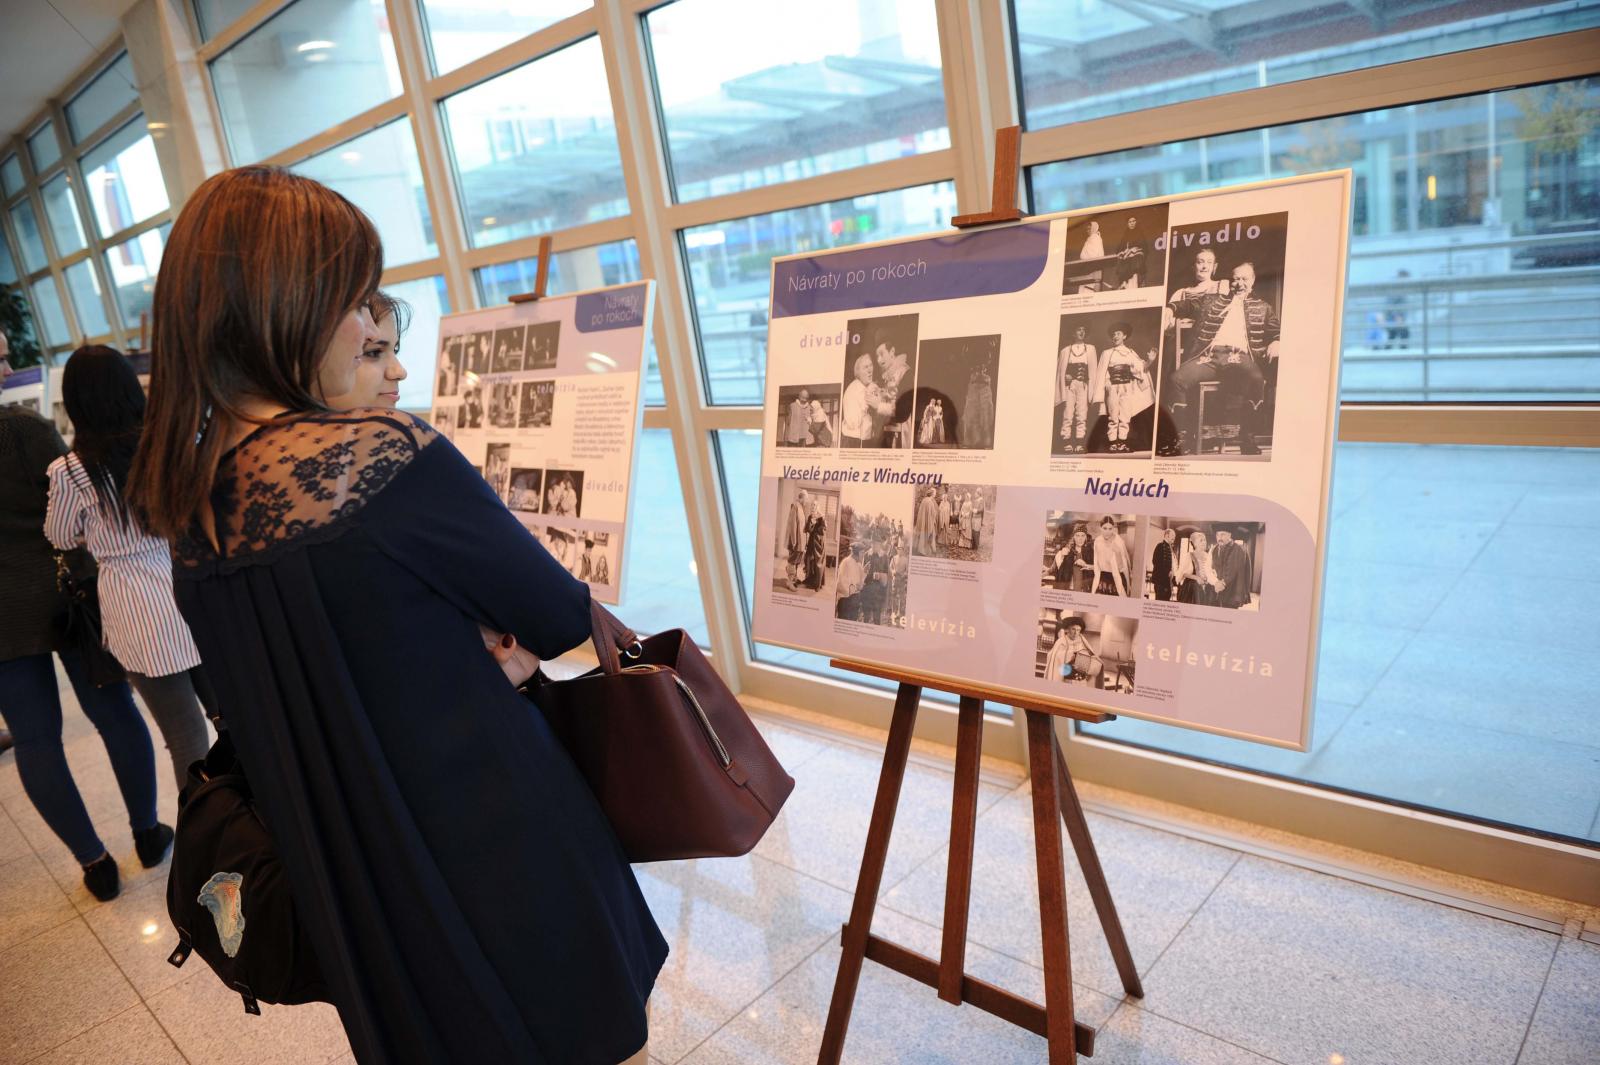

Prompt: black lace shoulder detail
xmin=174 ymin=408 xmax=440 ymax=575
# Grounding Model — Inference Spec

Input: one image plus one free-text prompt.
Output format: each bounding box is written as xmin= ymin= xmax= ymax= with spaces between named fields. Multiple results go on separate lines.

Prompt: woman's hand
xmin=480 ymin=624 xmax=540 ymax=688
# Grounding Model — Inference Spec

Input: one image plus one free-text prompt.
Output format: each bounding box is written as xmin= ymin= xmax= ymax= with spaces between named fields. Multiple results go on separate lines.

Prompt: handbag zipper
xmin=622 ymin=666 xmax=732 ymax=769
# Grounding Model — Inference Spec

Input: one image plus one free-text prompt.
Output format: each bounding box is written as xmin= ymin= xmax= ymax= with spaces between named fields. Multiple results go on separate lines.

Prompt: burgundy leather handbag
xmin=526 ymin=603 xmax=795 ymax=863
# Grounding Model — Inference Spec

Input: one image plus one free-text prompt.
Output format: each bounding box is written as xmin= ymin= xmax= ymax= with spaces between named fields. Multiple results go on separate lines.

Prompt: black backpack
xmin=166 ymin=730 xmax=331 ymax=1013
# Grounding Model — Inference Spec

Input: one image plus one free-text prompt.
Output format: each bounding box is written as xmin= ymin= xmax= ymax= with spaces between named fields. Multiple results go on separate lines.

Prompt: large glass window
xmin=1 ymin=155 xmax=24 ymax=198
xmin=193 ymin=0 xmax=263 ymax=40
xmin=1082 ymin=442 xmax=1600 ymax=845
xmin=67 ymin=53 xmax=139 ymax=142
xmin=104 ymin=224 xmax=168 ymax=326
xmin=441 ymin=36 xmax=627 ymax=248
xmin=290 ymin=119 xmax=437 ymax=264
xmin=81 ymin=119 xmax=171 ymax=239
xmin=380 ymin=274 xmax=451 ymax=412
xmin=63 ymin=261 xmax=111 ymax=338
xmin=10 ymin=200 xmax=48 ymax=273
xmin=474 ymin=239 xmax=663 ymax=405
xmin=619 ymin=429 xmax=708 ymax=646
xmin=0 ymin=233 xmax=17 ymax=285
xmin=420 ymin=0 xmax=591 ymax=75
xmin=209 ymin=0 xmax=403 ymax=164
xmin=646 ymin=0 xmax=949 ymax=202
xmin=683 ymin=182 xmax=958 ymax=405
xmin=1030 ymin=78 xmax=1600 ymax=402
xmin=29 ymin=277 xmax=70 ymax=347
xmin=40 ymin=174 xmax=87 ymax=256
xmin=27 ymin=122 xmax=61 ymax=175
xmin=1013 ymin=0 xmax=1600 ymax=132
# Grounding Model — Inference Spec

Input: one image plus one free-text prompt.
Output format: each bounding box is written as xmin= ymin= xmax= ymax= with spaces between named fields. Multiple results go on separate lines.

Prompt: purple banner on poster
xmin=575 ymin=284 xmax=649 ymax=333
xmin=771 ymin=222 xmax=1052 ymax=319
xmin=2 ymin=366 xmax=43 ymax=389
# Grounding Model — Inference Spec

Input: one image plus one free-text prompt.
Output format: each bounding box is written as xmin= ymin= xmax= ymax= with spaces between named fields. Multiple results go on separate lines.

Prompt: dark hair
xmin=128 ymin=167 xmax=383 ymax=539
xmin=367 ymin=290 xmax=412 ymax=343
xmin=62 ymin=345 xmax=145 ymax=530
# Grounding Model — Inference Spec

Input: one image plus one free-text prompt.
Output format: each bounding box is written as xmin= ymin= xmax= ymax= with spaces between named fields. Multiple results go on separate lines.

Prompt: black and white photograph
xmin=1034 ymin=608 xmax=1138 ymax=693
xmin=775 ymin=383 xmax=841 ymax=448
xmin=1062 ymin=202 xmax=1169 ymax=295
xmin=525 ymin=320 xmax=561 ymax=371
xmin=436 ymin=336 xmax=462 ymax=397
xmin=432 ymin=404 xmax=456 ymax=440
xmin=1144 ymin=517 xmax=1265 ymax=610
xmin=833 ymin=480 xmax=911 ymax=627
xmin=541 ymin=526 xmax=575 ymax=569
xmin=562 ymin=529 xmax=616 ymax=585
xmin=517 ymin=379 xmax=555 ymax=429
xmin=491 ymin=324 xmax=527 ymax=374
xmin=458 ymin=382 xmax=485 ymax=429
xmin=544 ymin=468 xmax=584 ymax=518
xmin=1156 ymin=211 xmax=1287 ymax=458
xmin=839 ymin=313 xmax=917 ymax=448
xmin=911 ymin=333 xmax=999 ymax=450
xmin=911 ymin=483 xmax=997 ymax=563
xmin=487 ymin=380 xmax=519 ymax=429
xmin=1041 ymin=511 xmax=1143 ymax=598
xmin=1050 ymin=308 xmax=1165 ymax=457
xmin=505 ymin=467 xmax=543 ymax=513
xmin=483 ymin=443 xmax=512 ymax=502
xmin=772 ymin=479 xmax=841 ymax=598
xmin=462 ymin=330 xmax=493 ymax=377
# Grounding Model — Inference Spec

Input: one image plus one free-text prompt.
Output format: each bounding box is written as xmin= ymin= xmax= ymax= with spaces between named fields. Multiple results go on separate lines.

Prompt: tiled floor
xmin=2 ymin=683 xmax=1598 ymax=1065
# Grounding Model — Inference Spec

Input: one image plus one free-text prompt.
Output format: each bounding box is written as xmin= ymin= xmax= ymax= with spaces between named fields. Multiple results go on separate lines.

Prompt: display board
xmin=751 ymin=172 xmax=1350 ymax=749
xmin=1 ymin=365 xmax=46 ymax=416
xmin=429 ymin=281 xmax=654 ymax=604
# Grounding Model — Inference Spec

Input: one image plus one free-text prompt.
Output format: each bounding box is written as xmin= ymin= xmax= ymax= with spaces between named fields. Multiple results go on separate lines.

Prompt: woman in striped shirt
xmin=45 ymin=346 xmax=213 ymax=790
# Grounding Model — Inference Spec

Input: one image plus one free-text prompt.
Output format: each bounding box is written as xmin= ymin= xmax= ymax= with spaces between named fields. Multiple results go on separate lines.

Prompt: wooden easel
xmin=507 ymin=234 xmax=554 ymax=304
xmin=815 ymin=661 xmax=1143 ymax=1063
xmin=817 ymin=131 xmax=1141 ymax=1063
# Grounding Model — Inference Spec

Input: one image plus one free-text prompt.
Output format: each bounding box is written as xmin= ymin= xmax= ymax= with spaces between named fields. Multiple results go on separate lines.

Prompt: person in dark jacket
xmin=1151 ymin=526 xmax=1177 ymax=602
xmin=0 ymin=329 xmax=171 ymax=903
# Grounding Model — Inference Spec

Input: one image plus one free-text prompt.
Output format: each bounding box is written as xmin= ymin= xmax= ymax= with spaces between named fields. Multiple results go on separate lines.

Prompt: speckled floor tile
xmin=1324 ymin=518 xmax=1498 ymax=569
xmin=1424 ymin=577 xmax=1600 ymax=655
xmin=633 ymin=851 xmax=853 ymax=1064
xmin=1089 ymin=1003 xmax=1282 ymax=1064
xmin=0 ymin=850 xmax=76 ymax=952
xmin=148 ymin=968 xmax=351 ymax=1065
xmin=1470 ymin=522 xmax=1596 ymax=578
xmin=881 ymin=786 xmax=1240 ymax=999
xmin=1517 ymin=936 xmax=1600 ymax=1064
xmin=1141 ymin=855 xmax=1555 ymax=1065
xmin=0 ymin=918 xmax=138 ymax=1063
xmin=1080 ymin=699 xmax=1356 ymax=779
xmin=751 ymin=741 xmax=1010 ymax=895
xmin=0 ymin=804 xmax=30 ymax=864
xmin=679 ymin=905 xmax=1118 ymax=1064
xmin=82 ymin=873 xmax=189 ymax=998
xmin=1319 ymin=558 xmax=1460 ymax=631
xmin=1302 ymin=704 xmax=1600 ymax=840
xmin=1507 ymin=484 xmax=1600 ymax=529
xmin=752 ymin=717 xmax=839 ymax=775
xmin=1349 ymin=473 xmax=1527 ymax=522
xmin=29 ymin=1005 xmax=186 ymax=1065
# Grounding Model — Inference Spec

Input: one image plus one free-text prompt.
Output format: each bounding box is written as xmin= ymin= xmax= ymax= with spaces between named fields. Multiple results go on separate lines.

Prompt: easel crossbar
xmin=856 ymin=930 xmax=1098 ymax=1053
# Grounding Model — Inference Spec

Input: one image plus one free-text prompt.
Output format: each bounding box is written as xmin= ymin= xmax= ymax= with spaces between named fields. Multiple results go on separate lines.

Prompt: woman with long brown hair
xmin=129 ymin=167 xmax=663 ymax=1065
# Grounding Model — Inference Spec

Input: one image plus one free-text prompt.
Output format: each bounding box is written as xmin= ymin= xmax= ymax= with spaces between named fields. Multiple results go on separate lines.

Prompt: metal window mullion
xmin=195 ymin=0 xmax=297 ymax=62
xmin=379 ymin=256 xmax=446 ymax=286
xmin=383 ymin=0 xmax=475 ymax=315
xmin=1018 ymin=28 xmax=1600 ymax=167
xmin=459 ymin=216 xmax=636 ymax=273
xmin=934 ymin=0 xmax=998 ymax=215
xmin=1339 ymin=406 xmax=1600 ymax=448
xmin=660 ymin=150 xmax=961 ymax=232
xmin=594 ymin=0 xmax=750 ymax=691
xmin=255 ymin=98 xmax=411 ymax=170
xmin=97 ymin=212 xmax=172 ymax=253
xmin=70 ymin=99 xmax=143 ymax=160
xmin=51 ymin=99 xmax=129 ymax=348
xmin=420 ymin=8 xmax=602 ymax=101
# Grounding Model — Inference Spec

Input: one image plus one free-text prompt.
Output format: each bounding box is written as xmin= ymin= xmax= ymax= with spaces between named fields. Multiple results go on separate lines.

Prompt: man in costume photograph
xmin=1163 ymin=261 xmax=1280 ymax=455
xmin=1211 ymin=525 xmax=1255 ymax=609
xmin=783 ymin=488 xmax=810 ymax=589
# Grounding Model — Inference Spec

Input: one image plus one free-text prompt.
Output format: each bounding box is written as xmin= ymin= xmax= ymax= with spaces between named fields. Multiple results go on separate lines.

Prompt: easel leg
xmin=937 ymin=695 xmax=985 ymax=1003
xmin=1055 ymin=741 xmax=1145 ymax=998
xmin=817 ymin=682 xmax=922 ymax=1065
xmin=1025 ymin=711 xmax=1078 ymax=1064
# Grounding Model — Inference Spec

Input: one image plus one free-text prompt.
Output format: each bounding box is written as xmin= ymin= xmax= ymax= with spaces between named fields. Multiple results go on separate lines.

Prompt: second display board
xmin=752 ymin=172 xmax=1351 ymax=749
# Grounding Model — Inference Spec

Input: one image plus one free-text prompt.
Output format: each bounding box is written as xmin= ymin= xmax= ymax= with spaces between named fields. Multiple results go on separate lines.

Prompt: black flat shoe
xmin=83 ymin=853 xmax=119 ymax=901
xmin=134 ymin=822 xmax=175 ymax=868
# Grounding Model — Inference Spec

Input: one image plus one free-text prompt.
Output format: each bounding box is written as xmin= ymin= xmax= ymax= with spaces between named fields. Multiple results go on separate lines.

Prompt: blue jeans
xmin=0 ymin=648 xmax=157 ymax=864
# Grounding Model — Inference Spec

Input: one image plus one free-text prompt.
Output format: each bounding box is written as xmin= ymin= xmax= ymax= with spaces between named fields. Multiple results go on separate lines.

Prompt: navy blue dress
xmin=172 ymin=409 xmax=666 ymax=1065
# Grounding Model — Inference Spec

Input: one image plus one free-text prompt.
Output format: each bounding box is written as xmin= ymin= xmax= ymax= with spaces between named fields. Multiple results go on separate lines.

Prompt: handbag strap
xmin=589 ymin=601 xmax=643 ymax=676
